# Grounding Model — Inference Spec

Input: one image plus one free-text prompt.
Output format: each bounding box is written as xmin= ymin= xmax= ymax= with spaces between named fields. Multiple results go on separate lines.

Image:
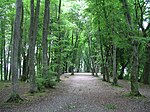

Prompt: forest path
xmin=0 ymin=73 xmax=150 ymax=112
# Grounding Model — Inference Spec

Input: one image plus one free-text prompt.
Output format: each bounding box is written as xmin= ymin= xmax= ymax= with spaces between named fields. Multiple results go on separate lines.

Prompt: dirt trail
xmin=0 ymin=73 xmax=150 ymax=112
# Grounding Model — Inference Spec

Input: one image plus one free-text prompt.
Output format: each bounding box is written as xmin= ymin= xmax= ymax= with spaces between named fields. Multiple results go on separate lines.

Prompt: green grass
xmin=123 ymin=92 xmax=146 ymax=99
xmin=22 ymin=91 xmax=48 ymax=102
xmin=105 ymin=103 xmax=117 ymax=110
xmin=0 ymin=81 xmax=11 ymax=90
xmin=111 ymin=84 xmax=123 ymax=88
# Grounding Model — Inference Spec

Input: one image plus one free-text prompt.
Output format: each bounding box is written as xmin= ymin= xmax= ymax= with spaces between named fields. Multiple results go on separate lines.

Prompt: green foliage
xmin=36 ymin=71 xmax=58 ymax=91
xmin=105 ymin=103 xmax=117 ymax=110
xmin=123 ymin=92 xmax=145 ymax=98
xmin=0 ymin=81 xmax=11 ymax=89
xmin=36 ymin=77 xmax=45 ymax=91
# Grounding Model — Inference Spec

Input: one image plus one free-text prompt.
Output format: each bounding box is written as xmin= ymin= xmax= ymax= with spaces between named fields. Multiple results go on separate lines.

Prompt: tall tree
xmin=136 ymin=0 xmax=150 ymax=84
xmin=42 ymin=0 xmax=50 ymax=76
xmin=120 ymin=0 xmax=141 ymax=96
xmin=28 ymin=0 xmax=41 ymax=93
xmin=56 ymin=0 xmax=62 ymax=81
xmin=7 ymin=0 xmax=23 ymax=102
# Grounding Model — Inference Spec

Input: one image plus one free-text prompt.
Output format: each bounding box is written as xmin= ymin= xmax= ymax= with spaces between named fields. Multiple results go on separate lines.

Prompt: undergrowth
xmin=36 ymin=71 xmax=58 ymax=91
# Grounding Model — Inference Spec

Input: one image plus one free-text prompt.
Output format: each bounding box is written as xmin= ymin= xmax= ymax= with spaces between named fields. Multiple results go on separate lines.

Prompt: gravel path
xmin=0 ymin=73 xmax=150 ymax=112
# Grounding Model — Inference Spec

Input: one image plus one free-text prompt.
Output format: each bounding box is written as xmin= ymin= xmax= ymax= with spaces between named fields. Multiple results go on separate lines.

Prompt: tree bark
xmin=28 ymin=0 xmax=40 ymax=93
xmin=118 ymin=61 xmax=128 ymax=79
xmin=142 ymin=45 xmax=150 ymax=84
xmin=131 ymin=40 xmax=140 ymax=95
xmin=71 ymin=31 xmax=79 ymax=75
xmin=0 ymin=20 xmax=4 ymax=81
xmin=8 ymin=0 xmax=23 ymax=102
xmin=134 ymin=0 xmax=150 ymax=85
xmin=112 ymin=45 xmax=117 ymax=85
xmin=0 ymin=40 xmax=3 ymax=81
xmin=42 ymin=0 xmax=50 ymax=76
xmin=56 ymin=0 xmax=62 ymax=81
xmin=98 ymin=20 xmax=106 ymax=81
xmin=120 ymin=0 xmax=141 ymax=96
xmin=2 ymin=20 xmax=7 ymax=80
xmin=8 ymin=20 xmax=14 ymax=81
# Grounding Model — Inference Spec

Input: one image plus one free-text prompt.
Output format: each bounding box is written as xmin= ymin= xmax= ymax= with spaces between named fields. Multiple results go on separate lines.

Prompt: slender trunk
xmin=105 ymin=49 xmax=110 ymax=82
xmin=0 ymin=21 xmax=4 ymax=81
xmin=118 ymin=61 xmax=128 ymax=79
xmin=11 ymin=0 xmax=22 ymax=94
xmin=8 ymin=20 xmax=14 ymax=81
xmin=56 ymin=0 xmax=62 ymax=81
xmin=98 ymin=20 xmax=105 ymax=80
xmin=28 ymin=0 xmax=40 ymax=93
xmin=71 ymin=31 xmax=79 ymax=75
xmin=100 ymin=42 xmax=105 ymax=81
xmin=8 ymin=0 xmax=23 ymax=102
xmin=18 ymin=3 xmax=24 ymax=79
xmin=3 ymin=24 xmax=7 ymax=80
xmin=70 ymin=32 xmax=74 ymax=74
xmin=42 ymin=0 xmax=50 ymax=76
xmin=113 ymin=45 xmax=117 ymax=85
xmin=6 ymin=36 xmax=12 ymax=80
xmin=0 ymin=45 xmax=3 ymax=81
xmin=29 ymin=0 xmax=36 ymax=92
xmin=36 ymin=44 xmax=42 ymax=75
xmin=21 ymin=53 xmax=27 ymax=81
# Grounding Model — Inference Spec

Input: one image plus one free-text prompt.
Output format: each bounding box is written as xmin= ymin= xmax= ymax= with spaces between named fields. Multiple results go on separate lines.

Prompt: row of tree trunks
xmin=0 ymin=18 xmax=14 ymax=81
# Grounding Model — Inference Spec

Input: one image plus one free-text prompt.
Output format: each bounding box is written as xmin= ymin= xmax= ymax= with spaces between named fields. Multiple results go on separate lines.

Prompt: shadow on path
xmin=0 ymin=73 xmax=150 ymax=112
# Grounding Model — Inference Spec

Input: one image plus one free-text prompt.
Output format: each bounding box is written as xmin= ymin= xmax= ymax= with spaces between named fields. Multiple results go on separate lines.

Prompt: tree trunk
xmin=56 ymin=0 xmax=62 ymax=81
xmin=42 ymin=0 xmax=50 ymax=76
xmin=28 ymin=0 xmax=40 ymax=93
xmin=7 ymin=0 xmax=23 ymax=102
xmin=118 ymin=61 xmax=128 ymax=79
xmin=21 ymin=49 xmax=29 ymax=81
xmin=112 ymin=45 xmax=117 ymax=85
xmin=71 ymin=31 xmax=79 ymax=75
xmin=98 ymin=20 xmax=106 ymax=81
xmin=131 ymin=40 xmax=141 ymax=96
xmin=142 ymin=45 xmax=150 ymax=84
xmin=8 ymin=20 xmax=14 ymax=81
xmin=0 ymin=21 xmax=4 ymax=81
xmin=0 ymin=43 xmax=3 ymax=81
xmin=105 ymin=47 xmax=110 ymax=82
xmin=2 ymin=20 xmax=7 ymax=80
xmin=120 ymin=0 xmax=141 ymax=96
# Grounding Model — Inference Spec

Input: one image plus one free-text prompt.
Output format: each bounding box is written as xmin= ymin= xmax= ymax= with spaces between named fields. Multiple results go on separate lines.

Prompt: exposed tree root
xmin=130 ymin=92 xmax=142 ymax=97
xmin=6 ymin=94 xmax=23 ymax=103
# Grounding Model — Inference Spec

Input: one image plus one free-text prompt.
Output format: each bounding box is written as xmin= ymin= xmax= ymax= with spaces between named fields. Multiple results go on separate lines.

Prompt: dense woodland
xmin=0 ymin=0 xmax=150 ymax=102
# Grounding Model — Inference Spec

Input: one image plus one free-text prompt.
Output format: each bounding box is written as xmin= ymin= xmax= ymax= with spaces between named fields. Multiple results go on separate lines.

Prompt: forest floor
xmin=0 ymin=73 xmax=150 ymax=112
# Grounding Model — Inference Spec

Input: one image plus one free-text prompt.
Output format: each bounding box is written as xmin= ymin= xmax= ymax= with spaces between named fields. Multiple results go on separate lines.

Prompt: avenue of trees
xmin=0 ymin=0 xmax=150 ymax=102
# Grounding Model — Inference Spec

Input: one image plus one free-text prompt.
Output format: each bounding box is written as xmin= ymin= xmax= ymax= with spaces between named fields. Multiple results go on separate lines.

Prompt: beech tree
xmin=120 ymin=0 xmax=141 ymax=96
xmin=7 ymin=0 xmax=23 ymax=102
xmin=28 ymin=0 xmax=41 ymax=93
xmin=42 ymin=0 xmax=50 ymax=76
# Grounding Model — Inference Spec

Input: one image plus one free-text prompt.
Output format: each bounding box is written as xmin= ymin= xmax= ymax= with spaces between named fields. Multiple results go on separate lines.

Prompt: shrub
xmin=36 ymin=77 xmax=45 ymax=91
xmin=36 ymin=71 xmax=58 ymax=91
